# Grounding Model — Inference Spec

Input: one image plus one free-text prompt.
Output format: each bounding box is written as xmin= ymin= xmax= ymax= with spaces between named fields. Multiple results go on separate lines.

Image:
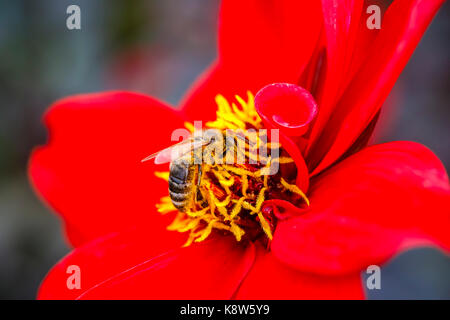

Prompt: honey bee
xmin=142 ymin=130 xmax=257 ymax=212
xmin=142 ymin=130 xmax=230 ymax=211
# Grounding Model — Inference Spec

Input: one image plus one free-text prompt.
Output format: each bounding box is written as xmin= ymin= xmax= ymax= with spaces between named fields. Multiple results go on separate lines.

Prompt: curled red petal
xmin=272 ymin=141 xmax=450 ymax=275
xmin=29 ymin=91 xmax=186 ymax=247
xmin=255 ymin=83 xmax=318 ymax=137
xmin=254 ymin=83 xmax=317 ymax=191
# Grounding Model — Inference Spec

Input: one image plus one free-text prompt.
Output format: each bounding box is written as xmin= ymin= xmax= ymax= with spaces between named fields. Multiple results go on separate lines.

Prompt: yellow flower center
xmin=155 ymin=92 xmax=309 ymax=246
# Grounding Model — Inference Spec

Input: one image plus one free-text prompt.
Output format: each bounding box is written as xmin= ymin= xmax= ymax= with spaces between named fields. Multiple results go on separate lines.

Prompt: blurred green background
xmin=0 ymin=0 xmax=448 ymax=299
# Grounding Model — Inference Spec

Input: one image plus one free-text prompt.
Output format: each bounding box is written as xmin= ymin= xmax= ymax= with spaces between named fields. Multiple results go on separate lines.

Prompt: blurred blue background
xmin=0 ymin=0 xmax=448 ymax=299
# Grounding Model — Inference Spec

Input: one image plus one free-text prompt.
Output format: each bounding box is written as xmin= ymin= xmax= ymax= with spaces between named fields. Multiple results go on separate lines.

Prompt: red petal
xmin=336 ymin=0 xmax=388 ymax=98
xmin=29 ymin=91 xmax=186 ymax=247
xmin=76 ymin=237 xmax=255 ymax=299
xmin=272 ymin=141 xmax=450 ymax=275
xmin=181 ymin=0 xmax=323 ymax=121
xmin=235 ymin=245 xmax=364 ymax=299
xmin=306 ymin=0 xmax=365 ymax=158
xmin=309 ymin=0 xmax=445 ymax=175
xmin=255 ymin=83 xmax=318 ymax=191
xmin=179 ymin=62 xmax=224 ymax=122
xmin=255 ymin=83 xmax=318 ymax=137
xmin=38 ymin=227 xmax=187 ymax=300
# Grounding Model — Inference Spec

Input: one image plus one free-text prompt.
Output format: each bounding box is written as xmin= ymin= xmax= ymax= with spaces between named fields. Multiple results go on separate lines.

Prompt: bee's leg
xmin=222 ymin=142 xmax=230 ymax=164
xmin=197 ymin=164 xmax=203 ymax=186
xmin=222 ymin=144 xmax=228 ymax=157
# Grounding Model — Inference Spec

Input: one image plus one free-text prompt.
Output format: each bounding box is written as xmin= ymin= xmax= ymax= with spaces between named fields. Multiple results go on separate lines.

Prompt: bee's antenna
xmin=233 ymin=132 xmax=256 ymax=147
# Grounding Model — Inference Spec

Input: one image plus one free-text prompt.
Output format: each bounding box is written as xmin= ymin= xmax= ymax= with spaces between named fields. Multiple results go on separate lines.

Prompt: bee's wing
xmin=141 ymin=138 xmax=211 ymax=164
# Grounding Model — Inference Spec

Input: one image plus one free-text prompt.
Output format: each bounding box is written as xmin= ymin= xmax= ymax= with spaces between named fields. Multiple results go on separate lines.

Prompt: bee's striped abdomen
xmin=168 ymin=157 xmax=195 ymax=212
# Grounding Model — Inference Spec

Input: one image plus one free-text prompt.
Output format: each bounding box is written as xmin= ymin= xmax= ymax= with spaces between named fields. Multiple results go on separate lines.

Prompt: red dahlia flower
xmin=30 ymin=0 xmax=449 ymax=299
